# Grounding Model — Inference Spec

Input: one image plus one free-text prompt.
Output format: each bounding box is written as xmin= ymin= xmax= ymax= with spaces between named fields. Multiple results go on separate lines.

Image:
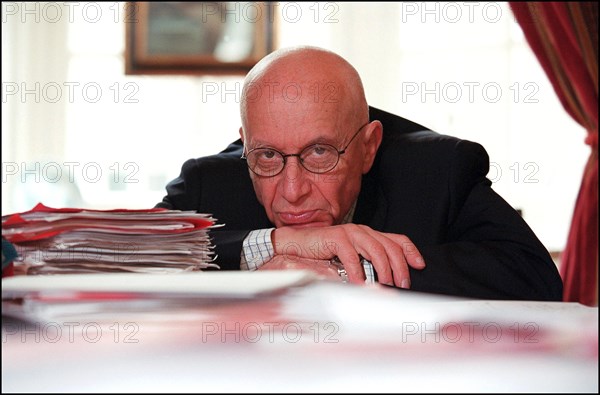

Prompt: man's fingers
xmin=271 ymin=224 xmax=425 ymax=288
xmin=341 ymin=225 xmax=394 ymax=285
xmin=353 ymin=242 xmax=394 ymax=286
xmin=358 ymin=230 xmax=425 ymax=288
xmin=384 ymin=233 xmax=426 ymax=269
xmin=335 ymin=251 xmax=365 ymax=284
xmin=363 ymin=231 xmax=410 ymax=288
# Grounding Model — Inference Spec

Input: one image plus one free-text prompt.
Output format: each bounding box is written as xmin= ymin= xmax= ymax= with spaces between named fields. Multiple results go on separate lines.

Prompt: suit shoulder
xmin=183 ymin=141 xmax=246 ymax=176
xmin=379 ymin=130 xmax=487 ymax=166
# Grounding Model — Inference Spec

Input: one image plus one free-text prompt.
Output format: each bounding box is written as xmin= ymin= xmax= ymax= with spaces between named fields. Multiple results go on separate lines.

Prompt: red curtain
xmin=510 ymin=2 xmax=598 ymax=306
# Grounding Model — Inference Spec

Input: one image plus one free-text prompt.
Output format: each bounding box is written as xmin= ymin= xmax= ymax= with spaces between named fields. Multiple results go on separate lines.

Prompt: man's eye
xmin=307 ymin=145 xmax=330 ymax=156
xmin=259 ymin=150 xmax=277 ymax=160
xmin=313 ymin=146 xmax=327 ymax=155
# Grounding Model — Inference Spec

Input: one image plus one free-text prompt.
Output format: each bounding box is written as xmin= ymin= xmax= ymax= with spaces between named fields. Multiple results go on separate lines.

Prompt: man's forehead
xmin=245 ymin=96 xmax=347 ymax=135
xmin=243 ymin=78 xmax=345 ymax=103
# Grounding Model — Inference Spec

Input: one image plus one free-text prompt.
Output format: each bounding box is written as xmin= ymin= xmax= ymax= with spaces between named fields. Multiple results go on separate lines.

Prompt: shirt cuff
xmin=240 ymin=228 xmax=275 ymax=271
xmin=362 ymin=259 xmax=376 ymax=284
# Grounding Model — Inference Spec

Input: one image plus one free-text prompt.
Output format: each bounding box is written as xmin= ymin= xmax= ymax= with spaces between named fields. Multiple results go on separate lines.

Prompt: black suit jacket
xmin=157 ymin=107 xmax=563 ymax=301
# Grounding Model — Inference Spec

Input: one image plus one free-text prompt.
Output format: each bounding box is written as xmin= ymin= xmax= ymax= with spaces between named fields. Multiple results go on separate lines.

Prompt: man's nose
xmin=278 ymin=158 xmax=311 ymax=203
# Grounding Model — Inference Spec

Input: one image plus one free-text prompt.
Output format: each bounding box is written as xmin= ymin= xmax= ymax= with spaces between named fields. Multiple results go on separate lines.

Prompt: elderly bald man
xmin=157 ymin=46 xmax=562 ymax=301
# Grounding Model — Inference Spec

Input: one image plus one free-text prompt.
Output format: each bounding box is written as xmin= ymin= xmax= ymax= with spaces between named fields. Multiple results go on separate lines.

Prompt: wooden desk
xmin=2 ymin=271 xmax=598 ymax=392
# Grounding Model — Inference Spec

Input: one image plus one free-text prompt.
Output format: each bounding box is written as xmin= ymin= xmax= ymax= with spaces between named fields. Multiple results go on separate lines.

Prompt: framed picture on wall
xmin=125 ymin=2 xmax=276 ymax=75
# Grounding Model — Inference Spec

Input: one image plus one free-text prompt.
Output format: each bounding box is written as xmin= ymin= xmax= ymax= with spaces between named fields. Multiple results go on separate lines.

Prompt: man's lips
xmin=277 ymin=210 xmax=320 ymax=225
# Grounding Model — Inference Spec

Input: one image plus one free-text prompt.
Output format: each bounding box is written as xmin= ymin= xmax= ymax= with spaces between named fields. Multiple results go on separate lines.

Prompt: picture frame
xmin=125 ymin=2 xmax=276 ymax=75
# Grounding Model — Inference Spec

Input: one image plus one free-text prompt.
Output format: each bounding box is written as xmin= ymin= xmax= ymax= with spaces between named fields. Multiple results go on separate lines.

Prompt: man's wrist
xmin=271 ymin=227 xmax=295 ymax=255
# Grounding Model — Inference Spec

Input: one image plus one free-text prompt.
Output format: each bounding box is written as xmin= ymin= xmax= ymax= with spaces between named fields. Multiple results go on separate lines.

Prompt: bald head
xmin=240 ymin=46 xmax=368 ymax=135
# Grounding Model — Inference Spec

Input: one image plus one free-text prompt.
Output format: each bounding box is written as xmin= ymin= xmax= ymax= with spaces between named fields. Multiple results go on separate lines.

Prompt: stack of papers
xmin=1 ymin=203 xmax=218 ymax=275
xmin=1 ymin=270 xmax=320 ymax=323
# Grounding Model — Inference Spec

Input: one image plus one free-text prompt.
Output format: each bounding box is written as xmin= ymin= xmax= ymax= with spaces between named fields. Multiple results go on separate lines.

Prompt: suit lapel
xmin=353 ymin=174 xmax=387 ymax=230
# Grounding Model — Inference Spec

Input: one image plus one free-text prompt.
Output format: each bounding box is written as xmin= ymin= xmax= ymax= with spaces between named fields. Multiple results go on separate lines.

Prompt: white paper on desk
xmin=283 ymin=282 xmax=599 ymax=348
xmin=1 ymin=270 xmax=318 ymax=299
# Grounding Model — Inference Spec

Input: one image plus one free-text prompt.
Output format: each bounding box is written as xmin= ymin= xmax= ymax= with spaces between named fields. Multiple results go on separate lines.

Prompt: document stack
xmin=1 ymin=203 xmax=218 ymax=275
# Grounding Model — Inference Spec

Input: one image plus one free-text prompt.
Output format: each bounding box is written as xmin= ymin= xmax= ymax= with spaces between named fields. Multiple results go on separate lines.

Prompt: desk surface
xmin=2 ymin=271 xmax=598 ymax=392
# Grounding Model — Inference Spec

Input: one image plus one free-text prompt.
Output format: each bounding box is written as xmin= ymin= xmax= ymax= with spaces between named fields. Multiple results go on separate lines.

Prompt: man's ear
xmin=239 ymin=127 xmax=244 ymax=143
xmin=362 ymin=120 xmax=383 ymax=174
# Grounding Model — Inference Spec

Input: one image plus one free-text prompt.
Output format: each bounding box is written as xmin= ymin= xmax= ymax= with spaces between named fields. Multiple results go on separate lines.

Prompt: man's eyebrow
xmin=249 ymin=134 xmax=341 ymax=151
xmin=246 ymin=139 xmax=278 ymax=150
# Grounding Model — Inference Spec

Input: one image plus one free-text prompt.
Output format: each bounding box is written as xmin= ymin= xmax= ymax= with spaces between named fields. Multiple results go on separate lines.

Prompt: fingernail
xmin=416 ymin=257 xmax=425 ymax=266
xmin=401 ymin=279 xmax=410 ymax=289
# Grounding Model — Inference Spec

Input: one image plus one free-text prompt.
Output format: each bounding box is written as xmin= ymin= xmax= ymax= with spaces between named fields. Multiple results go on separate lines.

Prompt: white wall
xmin=1 ymin=2 xmax=589 ymax=253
